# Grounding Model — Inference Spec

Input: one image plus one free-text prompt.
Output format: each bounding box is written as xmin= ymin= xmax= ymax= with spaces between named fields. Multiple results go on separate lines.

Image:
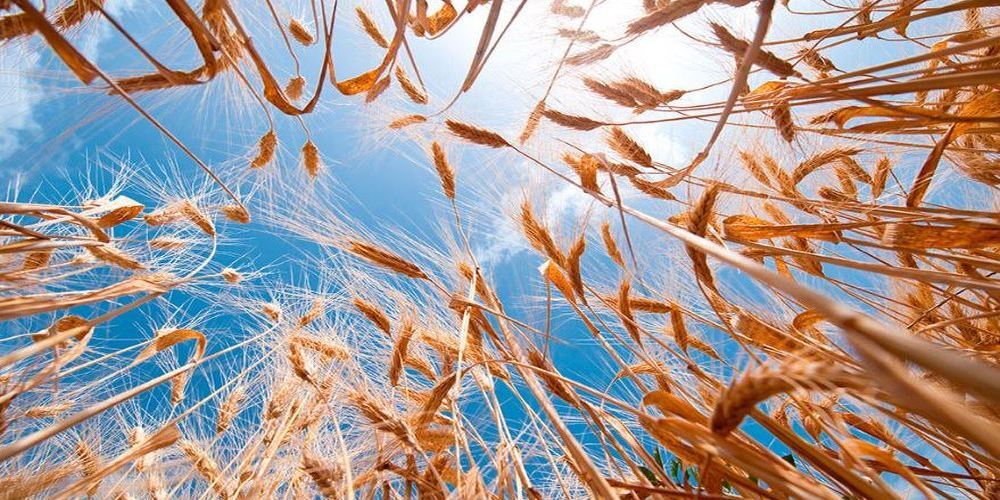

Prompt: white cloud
xmin=0 ymin=0 xmax=134 ymax=162
xmin=0 ymin=51 xmax=43 ymax=159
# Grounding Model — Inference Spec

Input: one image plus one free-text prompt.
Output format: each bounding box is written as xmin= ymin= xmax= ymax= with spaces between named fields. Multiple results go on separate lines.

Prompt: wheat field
xmin=1 ymin=0 xmax=999 ymax=498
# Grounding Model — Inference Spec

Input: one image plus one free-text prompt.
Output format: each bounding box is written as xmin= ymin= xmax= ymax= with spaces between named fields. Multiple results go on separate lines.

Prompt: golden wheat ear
xmin=6 ymin=0 xmax=1000 ymax=496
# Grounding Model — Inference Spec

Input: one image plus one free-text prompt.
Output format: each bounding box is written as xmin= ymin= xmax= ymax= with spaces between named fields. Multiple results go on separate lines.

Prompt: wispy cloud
xmin=0 ymin=0 xmax=134 ymax=163
xmin=0 ymin=51 xmax=43 ymax=159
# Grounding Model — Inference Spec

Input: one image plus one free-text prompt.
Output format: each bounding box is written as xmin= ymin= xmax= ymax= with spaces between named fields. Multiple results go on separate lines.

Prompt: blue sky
xmin=2 ymin=0 xmax=969 ymax=494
